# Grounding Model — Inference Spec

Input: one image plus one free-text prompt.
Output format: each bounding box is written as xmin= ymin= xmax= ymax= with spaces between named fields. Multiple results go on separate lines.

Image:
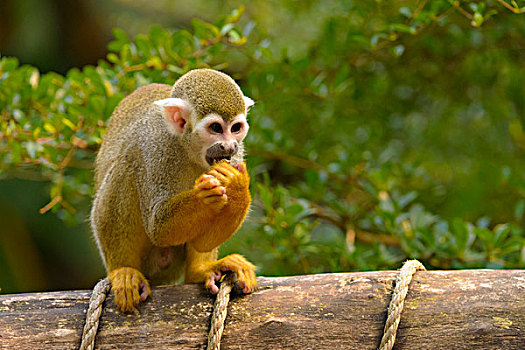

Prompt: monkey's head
xmin=154 ymin=69 xmax=254 ymax=169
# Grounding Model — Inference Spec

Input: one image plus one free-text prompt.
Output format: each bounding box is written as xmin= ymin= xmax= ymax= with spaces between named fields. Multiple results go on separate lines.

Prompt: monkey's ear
xmin=153 ymin=98 xmax=191 ymax=133
xmin=243 ymin=96 xmax=255 ymax=111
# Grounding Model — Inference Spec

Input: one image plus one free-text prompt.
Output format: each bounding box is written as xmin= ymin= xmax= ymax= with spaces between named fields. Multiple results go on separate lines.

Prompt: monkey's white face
xmin=193 ymin=113 xmax=249 ymax=167
xmin=154 ymin=97 xmax=251 ymax=169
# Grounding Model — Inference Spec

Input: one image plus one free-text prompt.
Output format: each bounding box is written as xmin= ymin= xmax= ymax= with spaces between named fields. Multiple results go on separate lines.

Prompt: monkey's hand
xmin=188 ymin=254 xmax=256 ymax=294
xmin=190 ymin=161 xmax=251 ymax=252
xmin=193 ymin=173 xmax=228 ymax=213
xmin=193 ymin=161 xmax=250 ymax=212
xmin=108 ymin=267 xmax=151 ymax=313
xmin=207 ymin=161 xmax=250 ymax=201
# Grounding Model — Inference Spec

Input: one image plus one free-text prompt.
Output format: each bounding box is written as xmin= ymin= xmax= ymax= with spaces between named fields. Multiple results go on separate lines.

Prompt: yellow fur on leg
xmin=108 ymin=267 xmax=152 ymax=313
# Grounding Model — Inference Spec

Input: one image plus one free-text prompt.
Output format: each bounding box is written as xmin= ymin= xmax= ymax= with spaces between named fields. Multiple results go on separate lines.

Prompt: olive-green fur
xmin=170 ymin=68 xmax=246 ymax=121
xmin=94 ymin=83 xmax=172 ymax=189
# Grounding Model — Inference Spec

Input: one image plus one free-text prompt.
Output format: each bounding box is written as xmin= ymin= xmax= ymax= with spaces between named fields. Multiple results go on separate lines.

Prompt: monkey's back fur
xmin=94 ymin=83 xmax=171 ymax=189
xmin=92 ymin=83 xmax=206 ymax=284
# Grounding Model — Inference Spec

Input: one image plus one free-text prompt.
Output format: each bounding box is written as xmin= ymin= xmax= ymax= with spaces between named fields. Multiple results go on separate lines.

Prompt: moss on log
xmin=0 ymin=270 xmax=524 ymax=349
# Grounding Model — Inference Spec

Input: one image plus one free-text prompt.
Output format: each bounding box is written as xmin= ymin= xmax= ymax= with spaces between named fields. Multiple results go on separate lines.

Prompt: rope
xmin=206 ymin=275 xmax=235 ymax=350
xmin=76 ymin=264 xmax=423 ymax=350
xmin=79 ymin=278 xmax=111 ymax=350
xmin=378 ymin=259 xmax=426 ymax=350
xmin=78 ymin=275 xmax=235 ymax=350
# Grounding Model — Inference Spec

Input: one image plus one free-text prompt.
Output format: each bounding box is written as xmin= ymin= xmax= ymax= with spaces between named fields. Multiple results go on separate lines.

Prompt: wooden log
xmin=0 ymin=270 xmax=524 ymax=349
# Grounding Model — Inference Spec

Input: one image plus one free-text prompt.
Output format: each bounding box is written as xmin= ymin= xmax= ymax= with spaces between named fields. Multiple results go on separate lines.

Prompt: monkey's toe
xmin=234 ymin=267 xmax=256 ymax=294
xmin=216 ymin=254 xmax=257 ymax=294
xmin=205 ymin=272 xmax=222 ymax=294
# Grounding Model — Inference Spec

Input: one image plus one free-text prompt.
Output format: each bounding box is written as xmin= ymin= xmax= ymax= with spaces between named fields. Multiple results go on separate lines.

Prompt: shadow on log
xmin=1 ymin=270 xmax=524 ymax=349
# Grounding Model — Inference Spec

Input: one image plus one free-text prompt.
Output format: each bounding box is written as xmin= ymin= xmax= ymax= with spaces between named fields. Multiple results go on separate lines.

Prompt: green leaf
xmin=451 ymin=218 xmax=470 ymax=254
xmin=191 ymin=19 xmax=220 ymax=40
xmin=108 ymin=28 xmax=130 ymax=52
xmin=1 ymin=57 xmax=19 ymax=72
xmin=515 ymin=200 xmax=525 ymax=221
xmin=399 ymin=7 xmax=412 ymax=18
xmin=286 ymin=203 xmax=305 ymax=218
xmin=471 ymin=13 xmax=484 ymax=27
xmin=389 ymin=23 xmax=417 ymax=34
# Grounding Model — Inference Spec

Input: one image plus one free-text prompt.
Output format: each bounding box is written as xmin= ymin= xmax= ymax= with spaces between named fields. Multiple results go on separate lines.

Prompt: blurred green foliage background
xmin=0 ymin=0 xmax=524 ymax=294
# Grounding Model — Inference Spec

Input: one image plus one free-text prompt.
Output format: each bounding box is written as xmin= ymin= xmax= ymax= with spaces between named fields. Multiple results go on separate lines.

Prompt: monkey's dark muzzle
xmin=205 ymin=142 xmax=239 ymax=165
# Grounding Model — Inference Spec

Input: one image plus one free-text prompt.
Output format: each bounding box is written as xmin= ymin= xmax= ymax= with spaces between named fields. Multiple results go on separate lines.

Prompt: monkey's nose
xmin=220 ymin=142 xmax=238 ymax=155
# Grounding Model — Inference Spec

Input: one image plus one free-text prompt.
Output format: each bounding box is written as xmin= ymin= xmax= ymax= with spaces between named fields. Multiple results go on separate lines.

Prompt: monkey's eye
xmin=209 ymin=123 xmax=223 ymax=133
xmin=231 ymin=123 xmax=242 ymax=133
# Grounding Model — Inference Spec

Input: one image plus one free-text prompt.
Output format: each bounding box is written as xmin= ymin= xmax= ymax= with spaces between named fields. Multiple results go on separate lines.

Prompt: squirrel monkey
xmin=90 ymin=69 xmax=256 ymax=312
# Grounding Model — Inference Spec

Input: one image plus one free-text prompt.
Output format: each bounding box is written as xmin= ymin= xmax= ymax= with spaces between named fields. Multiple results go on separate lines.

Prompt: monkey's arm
xmin=147 ymin=162 xmax=251 ymax=251
xmin=147 ymin=190 xmax=212 ymax=247
xmin=184 ymin=162 xmax=256 ymax=294
xmin=189 ymin=162 xmax=251 ymax=251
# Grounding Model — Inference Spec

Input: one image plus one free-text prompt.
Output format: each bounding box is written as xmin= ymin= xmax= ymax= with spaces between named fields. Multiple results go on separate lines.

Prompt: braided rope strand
xmin=207 ymin=276 xmax=235 ymax=350
xmin=79 ymin=278 xmax=111 ymax=350
xmin=378 ymin=260 xmax=426 ymax=350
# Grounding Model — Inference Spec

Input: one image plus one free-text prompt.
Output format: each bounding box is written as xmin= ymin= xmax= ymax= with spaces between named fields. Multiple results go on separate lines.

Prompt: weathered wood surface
xmin=0 ymin=270 xmax=524 ymax=349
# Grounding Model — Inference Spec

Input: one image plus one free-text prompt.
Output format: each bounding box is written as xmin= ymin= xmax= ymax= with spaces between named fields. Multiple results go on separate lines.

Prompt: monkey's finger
xmin=207 ymin=193 xmax=227 ymax=202
xmin=195 ymin=174 xmax=215 ymax=185
xmin=195 ymin=186 xmax=226 ymax=199
xmin=201 ymin=194 xmax=227 ymax=203
xmin=207 ymin=169 xmax=228 ymax=184
xmin=194 ymin=178 xmax=221 ymax=191
xmin=213 ymin=162 xmax=239 ymax=178
xmin=234 ymin=162 xmax=247 ymax=173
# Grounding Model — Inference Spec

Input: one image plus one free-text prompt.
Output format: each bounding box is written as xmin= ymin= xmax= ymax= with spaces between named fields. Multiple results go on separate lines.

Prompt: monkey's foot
xmin=194 ymin=173 xmax=228 ymax=212
xmin=206 ymin=254 xmax=257 ymax=294
xmin=108 ymin=267 xmax=151 ymax=313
